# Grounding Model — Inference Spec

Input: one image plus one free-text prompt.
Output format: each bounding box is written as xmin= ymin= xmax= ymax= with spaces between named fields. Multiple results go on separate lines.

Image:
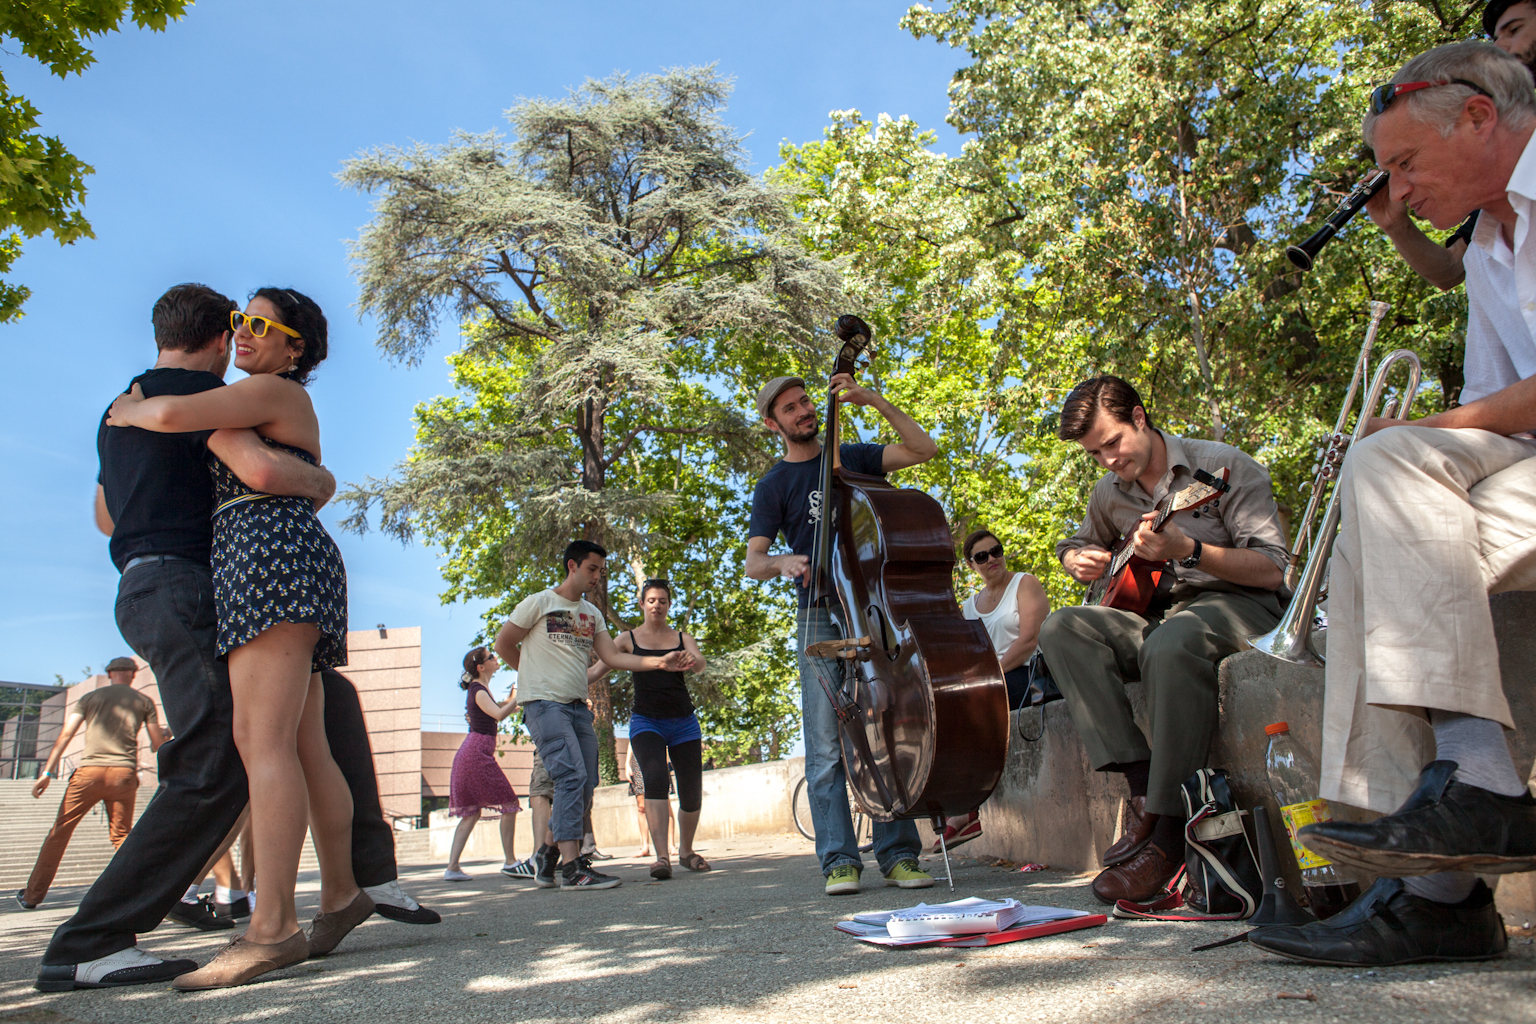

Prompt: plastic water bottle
xmin=1264 ymin=721 xmax=1361 ymax=919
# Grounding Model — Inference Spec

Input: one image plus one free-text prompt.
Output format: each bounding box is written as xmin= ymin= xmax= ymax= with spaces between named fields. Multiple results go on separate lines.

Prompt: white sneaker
xmin=35 ymin=946 xmax=199 ymax=991
xmin=443 ymin=868 xmax=473 ymax=882
xmin=365 ymin=879 xmax=420 ymax=911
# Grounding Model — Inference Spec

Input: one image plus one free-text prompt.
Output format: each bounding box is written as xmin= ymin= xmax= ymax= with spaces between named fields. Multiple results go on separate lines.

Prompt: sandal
xmin=679 ymin=852 xmax=712 ymax=872
xmin=650 ymin=860 xmax=672 ymax=880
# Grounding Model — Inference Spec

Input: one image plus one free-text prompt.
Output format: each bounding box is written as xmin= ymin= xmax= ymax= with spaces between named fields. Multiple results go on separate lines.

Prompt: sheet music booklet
xmin=835 ymin=897 xmax=1106 ymax=947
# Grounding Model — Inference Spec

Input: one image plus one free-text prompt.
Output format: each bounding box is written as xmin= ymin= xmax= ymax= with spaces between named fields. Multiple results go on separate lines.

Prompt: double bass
xmin=805 ymin=314 xmax=1010 ymax=842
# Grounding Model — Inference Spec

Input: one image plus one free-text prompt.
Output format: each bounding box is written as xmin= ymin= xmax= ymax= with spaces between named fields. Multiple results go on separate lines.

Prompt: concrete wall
xmin=966 ymin=591 xmax=1536 ymax=921
xmin=333 ymin=627 xmax=422 ymax=822
xmin=430 ymin=754 xmax=805 ymax=863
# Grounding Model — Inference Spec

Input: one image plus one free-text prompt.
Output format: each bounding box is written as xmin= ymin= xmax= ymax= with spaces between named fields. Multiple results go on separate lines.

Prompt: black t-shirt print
xmin=97 ymin=367 xmax=224 ymax=572
xmin=747 ymin=442 xmax=887 ymax=606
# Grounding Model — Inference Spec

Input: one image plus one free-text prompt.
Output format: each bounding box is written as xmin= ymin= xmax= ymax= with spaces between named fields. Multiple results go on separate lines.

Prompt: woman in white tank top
xmin=938 ymin=529 xmax=1051 ymax=850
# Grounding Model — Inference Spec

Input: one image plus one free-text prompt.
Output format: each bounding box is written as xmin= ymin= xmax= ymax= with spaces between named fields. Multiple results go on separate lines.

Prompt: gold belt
xmin=214 ymin=493 xmax=275 ymax=516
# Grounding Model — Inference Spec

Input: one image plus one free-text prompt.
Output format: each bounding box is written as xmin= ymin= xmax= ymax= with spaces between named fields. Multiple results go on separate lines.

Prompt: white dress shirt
xmin=1462 ymin=130 xmax=1536 ymax=405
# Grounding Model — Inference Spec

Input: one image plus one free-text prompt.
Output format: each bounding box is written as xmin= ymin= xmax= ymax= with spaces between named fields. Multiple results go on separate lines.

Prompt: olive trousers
xmin=1038 ymin=588 xmax=1280 ymax=818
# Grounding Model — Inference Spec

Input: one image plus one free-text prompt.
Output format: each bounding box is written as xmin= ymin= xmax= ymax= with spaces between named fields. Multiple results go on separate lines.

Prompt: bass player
xmin=1038 ymin=375 xmax=1288 ymax=905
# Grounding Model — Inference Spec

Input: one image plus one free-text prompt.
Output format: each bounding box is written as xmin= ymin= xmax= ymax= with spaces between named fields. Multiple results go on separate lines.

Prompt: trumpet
xmin=1248 ymin=300 xmax=1422 ymax=666
xmin=1287 ymin=170 xmax=1389 ymax=271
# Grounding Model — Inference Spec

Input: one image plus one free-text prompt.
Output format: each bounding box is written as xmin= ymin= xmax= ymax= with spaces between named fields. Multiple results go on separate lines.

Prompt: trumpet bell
xmin=1247 ymin=620 xmax=1323 ymax=667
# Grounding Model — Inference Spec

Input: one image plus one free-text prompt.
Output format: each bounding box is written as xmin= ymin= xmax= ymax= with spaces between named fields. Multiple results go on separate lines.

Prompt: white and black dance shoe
xmin=35 ymin=946 xmax=200 ymax=991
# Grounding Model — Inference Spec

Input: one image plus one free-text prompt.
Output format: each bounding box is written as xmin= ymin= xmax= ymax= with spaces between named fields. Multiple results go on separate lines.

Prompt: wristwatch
xmin=1179 ymin=538 xmax=1203 ymax=569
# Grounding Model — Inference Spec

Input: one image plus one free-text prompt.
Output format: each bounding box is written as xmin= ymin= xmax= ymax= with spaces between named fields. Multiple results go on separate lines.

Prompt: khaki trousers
xmin=1038 ymin=589 xmax=1281 ymax=817
xmin=24 ymin=767 xmax=139 ymax=905
xmin=1322 ymin=427 xmax=1536 ymax=813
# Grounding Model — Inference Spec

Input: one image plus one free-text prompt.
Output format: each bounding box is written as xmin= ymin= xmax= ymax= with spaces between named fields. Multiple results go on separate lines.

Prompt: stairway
xmin=0 ymin=779 xmax=435 ymax=892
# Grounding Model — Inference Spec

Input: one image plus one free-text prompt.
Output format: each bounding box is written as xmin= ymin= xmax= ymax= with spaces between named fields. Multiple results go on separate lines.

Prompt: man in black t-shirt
xmin=745 ymin=371 xmax=939 ymax=896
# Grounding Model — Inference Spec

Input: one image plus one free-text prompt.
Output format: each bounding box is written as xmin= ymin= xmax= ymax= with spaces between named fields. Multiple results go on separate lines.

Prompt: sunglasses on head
xmin=970 ymin=543 xmax=1004 ymax=564
xmin=1369 ymin=78 xmax=1492 ymax=116
xmin=230 ymin=311 xmax=302 ymax=340
xmin=642 ymin=578 xmax=671 ymax=594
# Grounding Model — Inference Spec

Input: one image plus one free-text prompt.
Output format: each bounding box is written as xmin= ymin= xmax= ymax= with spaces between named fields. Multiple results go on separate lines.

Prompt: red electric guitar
xmin=1083 ymin=467 xmax=1231 ymax=614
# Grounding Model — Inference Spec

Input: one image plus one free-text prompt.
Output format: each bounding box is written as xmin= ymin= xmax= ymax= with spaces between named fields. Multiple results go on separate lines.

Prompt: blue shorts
xmin=629 ymin=712 xmax=702 ymax=747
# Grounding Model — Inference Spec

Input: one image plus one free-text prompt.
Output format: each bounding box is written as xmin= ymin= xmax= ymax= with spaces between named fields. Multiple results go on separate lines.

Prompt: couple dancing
xmin=38 ymin=284 xmax=408 ymax=993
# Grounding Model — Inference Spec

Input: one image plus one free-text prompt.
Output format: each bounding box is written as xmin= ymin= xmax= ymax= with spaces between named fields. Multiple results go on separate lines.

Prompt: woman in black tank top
xmin=591 ymin=579 xmax=710 ymax=879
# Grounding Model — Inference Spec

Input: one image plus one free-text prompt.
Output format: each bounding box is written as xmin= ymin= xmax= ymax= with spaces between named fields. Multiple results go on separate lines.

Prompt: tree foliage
xmin=0 ymin=1 xmax=188 ymax=321
xmin=338 ymin=68 xmax=843 ymax=777
xmin=778 ymin=0 xmax=1479 ymax=603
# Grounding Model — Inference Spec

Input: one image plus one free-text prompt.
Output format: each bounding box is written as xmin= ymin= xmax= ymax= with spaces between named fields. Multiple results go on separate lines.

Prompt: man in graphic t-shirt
xmin=18 ymin=657 xmax=168 ymax=910
xmin=496 ymin=539 xmax=692 ymax=891
xmin=745 ymin=372 xmax=940 ymax=896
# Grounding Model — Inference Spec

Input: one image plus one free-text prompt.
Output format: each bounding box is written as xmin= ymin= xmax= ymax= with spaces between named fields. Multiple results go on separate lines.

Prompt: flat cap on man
xmin=756 ymin=376 xmax=806 ymax=421
xmin=104 ymin=657 xmax=138 ymax=673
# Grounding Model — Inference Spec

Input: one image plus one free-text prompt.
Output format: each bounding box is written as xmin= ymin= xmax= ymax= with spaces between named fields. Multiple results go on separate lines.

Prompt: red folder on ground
xmin=937 ymin=913 xmax=1107 ymax=947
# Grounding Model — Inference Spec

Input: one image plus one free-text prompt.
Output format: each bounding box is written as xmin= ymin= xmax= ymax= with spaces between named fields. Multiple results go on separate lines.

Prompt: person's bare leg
xmin=645 ymin=800 xmax=670 ymax=867
xmin=635 ymin=795 xmax=651 ymax=856
xmin=668 ymin=799 xmax=678 ymax=854
xmin=239 ymin=817 xmax=255 ymax=892
xmin=499 ymin=811 xmax=518 ymax=864
xmin=447 ymin=810 xmax=480 ymax=872
xmin=295 ymin=670 xmax=359 ymax=914
xmin=530 ymin=795 xmax=552 ymax=848
xmin=228 ymin=622 xmax=320 ymax=945
xmin=212 ymin=848 xmax=239 ymax=890
xmin=678 ymin=809 xmax=702 ymax=860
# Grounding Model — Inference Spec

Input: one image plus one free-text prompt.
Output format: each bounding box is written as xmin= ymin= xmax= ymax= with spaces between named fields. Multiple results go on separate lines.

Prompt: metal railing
xmin=0 ymin=682 xmax=69 ymax=780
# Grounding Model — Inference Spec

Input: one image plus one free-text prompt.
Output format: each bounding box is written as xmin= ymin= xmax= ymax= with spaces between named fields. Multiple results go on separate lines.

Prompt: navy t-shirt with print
xmin=747 ymin=443 xmax=887 ymax=606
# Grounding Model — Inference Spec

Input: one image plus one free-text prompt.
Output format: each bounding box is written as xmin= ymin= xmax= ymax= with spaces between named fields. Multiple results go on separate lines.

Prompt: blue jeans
xmin=523 ymin=698 xmax=599 ymax=844
xmin=798 ymin=605 xmax=921 ymax=875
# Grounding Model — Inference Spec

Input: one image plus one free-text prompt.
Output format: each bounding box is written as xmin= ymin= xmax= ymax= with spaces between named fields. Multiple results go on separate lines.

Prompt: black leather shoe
xmin=165 ymin=897 xmax=234 ymax=931
xmin=375 ymin=902 xmax=443 ymax=925
xmin=1248 ymin=877 xmax=1507 ymax=966
xmin=1298 ymin=760 xmax=1536 ymax=876
xmin=214 ymin=896 xmax=250 ymax=920
xmin=35 ymin=947 xmax=200 ymax=991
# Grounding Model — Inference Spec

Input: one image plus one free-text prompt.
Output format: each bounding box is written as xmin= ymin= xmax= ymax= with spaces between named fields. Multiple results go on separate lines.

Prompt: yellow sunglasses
xmin=230 ymin=311 xmax=302 ymax=340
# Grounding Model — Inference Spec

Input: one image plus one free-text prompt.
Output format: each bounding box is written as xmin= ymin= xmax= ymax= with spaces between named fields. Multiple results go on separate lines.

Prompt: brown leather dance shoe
xmin=306 ymin=890 xmax=375 ymax=957
xmin=1091 ymin=841 xmax=1180 ymax=905
xmin=171 ymin=930 xmax=308 ymax=990
xmin=1102 ymin=796 xmax=1154 ymax=867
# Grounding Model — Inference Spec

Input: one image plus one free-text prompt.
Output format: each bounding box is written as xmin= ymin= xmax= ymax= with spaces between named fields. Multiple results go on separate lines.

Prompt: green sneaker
xmin=824 ymin=864 xmax=861 ymax=895
xmin=883 ymin=859 xmax=935 ymax=889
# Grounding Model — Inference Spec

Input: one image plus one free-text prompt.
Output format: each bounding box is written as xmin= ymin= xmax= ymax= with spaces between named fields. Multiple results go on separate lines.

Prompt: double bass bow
xmin=804 ymin=314 xmax=1010 ymax=849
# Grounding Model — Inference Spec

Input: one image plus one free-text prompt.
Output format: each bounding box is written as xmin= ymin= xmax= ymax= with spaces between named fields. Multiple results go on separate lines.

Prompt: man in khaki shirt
xmin=17 ymin=658 xmax=168 ymax=909
xmin=1038 ymin=376 xmax=1287 ymax=907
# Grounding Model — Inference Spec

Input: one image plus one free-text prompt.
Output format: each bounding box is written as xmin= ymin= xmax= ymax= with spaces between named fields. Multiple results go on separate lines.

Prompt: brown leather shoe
xmin=1102 ymin=796 xmax=1154 ymax=867
xmin=306 ymin=889 xmax=375 ymax=957
xmin=1091 ymin=841 xmax=1180 ymax=905
xmin=171 ymin=930 xmax=308 ymax=990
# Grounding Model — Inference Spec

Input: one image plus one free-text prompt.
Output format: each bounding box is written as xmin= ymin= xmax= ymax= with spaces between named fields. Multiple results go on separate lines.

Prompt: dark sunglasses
xmin=641 ymin=578 xmax=671 ymax=595
xmin=970 ymin=544 xmax=1005 ymax=564
xmin=1369 ymin=78 xmax=1492 ymax=116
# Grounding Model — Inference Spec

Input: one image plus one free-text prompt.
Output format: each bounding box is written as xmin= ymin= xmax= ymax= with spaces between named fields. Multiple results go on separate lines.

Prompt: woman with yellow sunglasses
xmin=107 ymin=288 xmax=365 ymax=988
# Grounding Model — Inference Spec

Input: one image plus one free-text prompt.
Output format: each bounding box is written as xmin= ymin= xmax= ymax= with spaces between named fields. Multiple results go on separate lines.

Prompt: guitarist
xmin=1039 ymin=375 xmax=1288 ymax=906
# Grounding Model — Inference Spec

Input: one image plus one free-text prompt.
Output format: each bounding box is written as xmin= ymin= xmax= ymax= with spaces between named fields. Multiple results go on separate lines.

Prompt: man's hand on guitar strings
xmin=1063 ymin=546 xmax=1111 ymax=583
xmin=779 ymin=553 xmax=811 ymax=583
xmin=1130 ymin=513 xmax=1197 ymax=563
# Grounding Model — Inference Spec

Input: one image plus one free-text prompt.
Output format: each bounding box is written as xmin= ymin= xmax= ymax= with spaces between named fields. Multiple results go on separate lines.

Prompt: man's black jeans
xmin=44 ymin=562 xmax=398 ymax=965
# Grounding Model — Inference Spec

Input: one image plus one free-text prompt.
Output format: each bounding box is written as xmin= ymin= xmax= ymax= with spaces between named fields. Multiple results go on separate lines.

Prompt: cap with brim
xmin=104 ymin=657 xmax=138 ymax=673
xmin=756 ymin=376 xmax=807 ymax=421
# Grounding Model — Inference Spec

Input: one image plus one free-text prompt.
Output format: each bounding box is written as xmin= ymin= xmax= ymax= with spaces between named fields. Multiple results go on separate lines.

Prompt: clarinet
xmin=1286 ymin=170 xmax=1389 ymax=271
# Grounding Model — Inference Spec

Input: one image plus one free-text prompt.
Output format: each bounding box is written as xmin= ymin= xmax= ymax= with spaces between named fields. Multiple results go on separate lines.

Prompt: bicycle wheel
xmin=848 ymin=785 xmax=875 ymax=853
xmin=791 ymin=776 xmax=815 ymax=841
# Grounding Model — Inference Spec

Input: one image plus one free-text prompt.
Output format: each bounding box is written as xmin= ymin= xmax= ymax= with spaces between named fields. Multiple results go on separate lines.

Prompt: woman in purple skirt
xmin=444 ymin=647 xmax=521 ymax=881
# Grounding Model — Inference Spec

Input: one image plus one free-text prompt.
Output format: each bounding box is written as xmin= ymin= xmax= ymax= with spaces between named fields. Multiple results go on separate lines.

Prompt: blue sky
xmin=0 ymin=0 xmax=965 ymax=727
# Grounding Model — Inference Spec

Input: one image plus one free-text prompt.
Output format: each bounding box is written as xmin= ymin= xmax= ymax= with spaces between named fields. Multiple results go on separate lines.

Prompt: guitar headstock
xmin=1165 ymin=467 xmax=1231 ymax=515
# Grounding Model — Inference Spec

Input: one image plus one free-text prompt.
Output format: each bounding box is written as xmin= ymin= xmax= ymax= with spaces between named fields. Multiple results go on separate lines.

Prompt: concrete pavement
xmin=2 ymin=833 xmax=1533 ymax=1023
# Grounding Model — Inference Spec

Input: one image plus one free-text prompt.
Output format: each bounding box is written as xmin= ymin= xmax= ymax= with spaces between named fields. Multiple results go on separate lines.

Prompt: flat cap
xmin=756 ymin=376 xmax=806 ymax=421
xmin=104 ymin=657 xmax=138 ymax=673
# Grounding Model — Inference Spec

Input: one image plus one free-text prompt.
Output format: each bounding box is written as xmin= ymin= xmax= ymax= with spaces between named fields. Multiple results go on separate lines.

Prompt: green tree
xmin=338 ymin=67 xmax=840 ymax=780
xmin=0 ymin=1 xmax=188 ymax=321
xmin=776 ymin=1 xmax=1480 ymax=600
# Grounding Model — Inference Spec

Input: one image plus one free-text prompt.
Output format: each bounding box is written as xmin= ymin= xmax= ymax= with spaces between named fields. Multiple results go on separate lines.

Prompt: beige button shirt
xmin=1055 ymin=432 xmax=1289 ymax=592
